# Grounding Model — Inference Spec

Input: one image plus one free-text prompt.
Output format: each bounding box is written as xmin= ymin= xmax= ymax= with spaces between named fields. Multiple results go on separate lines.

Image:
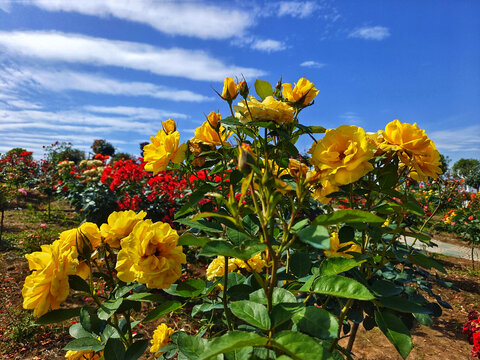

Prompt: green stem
xmin=223 ymin=256 xmax=233 ymax=331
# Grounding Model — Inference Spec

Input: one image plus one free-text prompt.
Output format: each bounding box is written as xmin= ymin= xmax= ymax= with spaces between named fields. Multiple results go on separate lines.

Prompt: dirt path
xmin=405 ymin=236 xmax=480 ymax=262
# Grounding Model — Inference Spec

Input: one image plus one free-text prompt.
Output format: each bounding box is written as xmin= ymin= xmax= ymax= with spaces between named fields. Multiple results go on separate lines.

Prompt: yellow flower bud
xmin=282 ymin=77 xmax=319 ymax=106
xmin=162 ymin=119 xmax=176 ymax=134
xmin=221 ymin=77 xmax=239 ymax=101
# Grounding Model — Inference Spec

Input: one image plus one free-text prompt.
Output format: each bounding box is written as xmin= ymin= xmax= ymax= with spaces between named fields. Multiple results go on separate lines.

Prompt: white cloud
xmin=14 ymin=0 xmax=254 ymax=40
xmin=83 ymin=105 xmax=188 ymax=120
xmin=0 ymin=0 xmax=10 ymax=12
xmin=348 ymin=26 xmax=390 ymax=41
xmin=300 ymin=60 xmax=326 ymax=69
xmin=276 ymin=1 xmax=321 ymax=18
xmin=0 ymin=31 xmax=265 ymax=81
xmin=429 ymin=125 xmax=480 ymax=152
xmin=251 ymin=39 xmax=287 ymax=52
xmin=339 ymin=112 xmax=362 ymax=125
xmin=0 ymin=67 xmax=212 ymax=102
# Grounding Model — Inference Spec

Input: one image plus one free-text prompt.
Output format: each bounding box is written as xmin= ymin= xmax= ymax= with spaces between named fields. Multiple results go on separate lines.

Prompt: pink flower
xmin=18 ymin=188 xmax=27 ymax=196
xmin=40 ymin=223 xmax=47 ymax=229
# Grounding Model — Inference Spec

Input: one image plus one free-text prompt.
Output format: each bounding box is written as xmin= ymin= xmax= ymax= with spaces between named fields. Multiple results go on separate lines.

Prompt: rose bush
xmin=20 ymin=75 xmax=452 ymax=360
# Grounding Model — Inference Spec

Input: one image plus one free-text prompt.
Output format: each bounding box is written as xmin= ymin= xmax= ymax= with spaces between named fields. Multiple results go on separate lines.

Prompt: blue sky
xmin=0 ymin=0 xmax=479 ymax=164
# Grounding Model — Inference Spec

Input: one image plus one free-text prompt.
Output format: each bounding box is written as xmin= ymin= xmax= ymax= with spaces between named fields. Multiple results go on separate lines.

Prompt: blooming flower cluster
xmin=464 ymin=311 xmax=480 ymax=358
xmin=22 ymin=210 xmax=185 ymax=317
xmin=206 ymin=253 xmax=267 ymax=281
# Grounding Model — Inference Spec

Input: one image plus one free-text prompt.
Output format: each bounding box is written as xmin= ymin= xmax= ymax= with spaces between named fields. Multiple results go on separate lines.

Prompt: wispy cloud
xmin=11 ymin=0 xmax=254 ymax=40
xmin=83 ymin=106 xmax=188 ymax=120
xmin=0 ymin=31 xmax=265 ymax=81
xmin=429 ymin=125 xmax=480 ymax=152
xmin=300 ymin=60 xmax=326 ymax=69
xmin=339 ymin=112 xmax=362 ymax=125
xmin=276 ymin=1 xmax=321 ymax=18
xmin=0 ymin=67 xmax=212 ymax=102
xmin=348 ymin=26 xmax=390 ymax=41
xmin=250 ymin=39 xmax=287 ymax=53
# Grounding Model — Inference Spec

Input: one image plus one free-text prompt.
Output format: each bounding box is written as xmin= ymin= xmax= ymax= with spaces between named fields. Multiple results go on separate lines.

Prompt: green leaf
xmin=254 ymin=80 xmax=273 ymax=100
xmin=176 ymin=279 xmax=206 ymax=298
xmin=143 ymin=301 xmax=182 ymax=322
xmin=272 ymin=331 xmax=332 ymax=360
xmin=338 ymin=226 xmax=355 ymax=243
xmin=69 ymin=323 xmax=95 ymax=339
xmin=124 ymin=340 xmax=149 ymax=360
xmin=292 ymin=306 xmax=339 ymax=340
xmin=176 ymin=218 xmax=223 ymax=233
xmin=229 ymin=170 xmax=244 ymax=185
xmin=126 ymin=293 xmax=164 ymax=302
xmin=375 ymin=310 xmax=412 ymax=359
xmin=198 ymin=331 xmax=268 ymax=360
xmin=370 ymin=280 xmax=403 ymax=297
xmin=221 ymin=116 xmax=244 ymax=127
xmin=80 ymin=307 xmax=103 ymax=334
xmin=177 ymin=234 xmax=210 ymax=247
xmin=226 ymin=228 xmax=252 ymax=245
xmin=104 ymin=337 xmax=125 ymax=360
xmin=271 ymin=303 xmax=304 ymax=328
xmin=177 ymin=332 xmax=208 ymax=360
xmin=225 ymin=346 xmax=253 ymax=360
xmin=313 ymin=210 xmax=385 ymax=226
xmin=98 ymin=298 xmax=123 ymax=320
xmin=378 ymin=296 xmax=431 ymax=314
xmin=319 ymin=257 xmax=363 ymax=276
xmin=296 ymin=224 xmax=330 ymax=249
xmin=230 ymin=300 xmax=271 ymax=330
xmin=413 ymin=313 xmax=433 ymax=327
xmin=36 ymin=308 xmax=80 ymax=325
xmin=249 ymin=288 xmax=297 ymax=306
xmin=68 ymin=275 xmax=90 ymax=293
xmin=114 ymin=284 xmax=137 ymax=298
xmin=407 ymin=253 xmax=447 ymax=274
xmin=299 ymin=275 xmax=375 ymax=300
xmin=289 ymin=252 xmax=311 ymax=277
xmin=63 ymin=337 xmax=104 ymax=352
xmin=200 ymin=240 xmax=265 ymax=261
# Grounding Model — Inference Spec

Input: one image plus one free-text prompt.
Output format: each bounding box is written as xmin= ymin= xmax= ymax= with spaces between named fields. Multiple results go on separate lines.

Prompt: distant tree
xmin=139 ymin=142 xmax=149 ymax=158
xmin=453 ymin=158 xmax=480 ymax=191
xmin=91 ymin=139 xmax=115 ymax=157
xmin=439 ymin=153 xmax=451 ymax=175
xmin=44 ymin=142 xmax=85 ymax=164
xmin=111 ymin=152 xmax=135 ymax=162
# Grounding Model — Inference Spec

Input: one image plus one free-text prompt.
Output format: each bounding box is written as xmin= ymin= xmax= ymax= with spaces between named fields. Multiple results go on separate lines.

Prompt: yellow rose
xmin=282 ymin=77 xmax=319 ymax=105
xmin=311 ymin=177 xmax=340 ymax=203
xmin=234 ymin=96 xmax=294 ymax=125
xmin=144 ymin=122 xmax=187 ymax=174
xmin=221 ymin=77 xmax=238 ymax=101
xmin=193 ymin=111 xmax=231 ymax=146
xmin=58 ymin=222 xmax=102 ymax=259
xmin=379 ymin=120 xmax=442 ymax=180
xmin=65 ymin=350 xmax=103 ymax=360
xmin=115 ymin=220 xmax=186 ymax=289
xmin=206 ymin=256 xmax=239 ymax=281
xmin=309 ymin=125 xmax=375 ymax=186
xmin=150 ymin=323 xmax=175 ymax=356
xmin=162 ymin=119 xmax=176 ymax=135
xmin=288 ymin=158 xmax=309 ymax=181
xmin=100 ymin=210 xmax=147 ymax=248
xmin=236 ymin=253 xmax=267 ymax=273
xmin=324 ymin=232 xmax=361 ymax=258
xmin=409 ymin=142 xmax=442 ymax=181
xmin=22 ymin=240 xmax=79 ymax=317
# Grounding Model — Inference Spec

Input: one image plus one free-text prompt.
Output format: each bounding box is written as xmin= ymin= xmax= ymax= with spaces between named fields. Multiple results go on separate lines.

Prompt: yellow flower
xmin=282 ymin=77 xmax=319 ymax=105
xmin=409 ymin=142 xmax=442 ymax=181
xmin=65 ymin=350 xmax=103 ymax=360
xmin=144 ymin=123 xmax=187 ymax=174
xmin=100 ymin=210 xmax=147 ymax=248
xmin=309 ymin=125 xmax=375 ymax=186
xmin=311 ymin=178 xmax=340 ymax=203
xmin=58 ymin=222 xmax=102 ymax=258
xmin=206 ymin=256 xmax=239 ymax=281
xmin=324 ymin=232 xmax=361 ymax=258
xmin=382 ymin=218 xmax=390 ymax=227
xmin=150 ymin=323 xmax=175 ymax=356
xmin=379 ymin=120 xmax=431 ymax=155
xmin=221 ymin=77 xmax=239 ymax=101
xmin=237 ymin=253 xmax=267 ymax=273
xmin=22 ymin=240 xmax=79 ymax=317
xmin=162 ymin=119 xmax=176 ymax=134
xmin=115 ymin=220 xmax=186 ymax=289
xmin=234 ymin=96 xmax=294 ymax=125
xmin=193 ymin=111 xmax=231 ymax=146
xmin=288 ymin=158 xmax=309 ymax=181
